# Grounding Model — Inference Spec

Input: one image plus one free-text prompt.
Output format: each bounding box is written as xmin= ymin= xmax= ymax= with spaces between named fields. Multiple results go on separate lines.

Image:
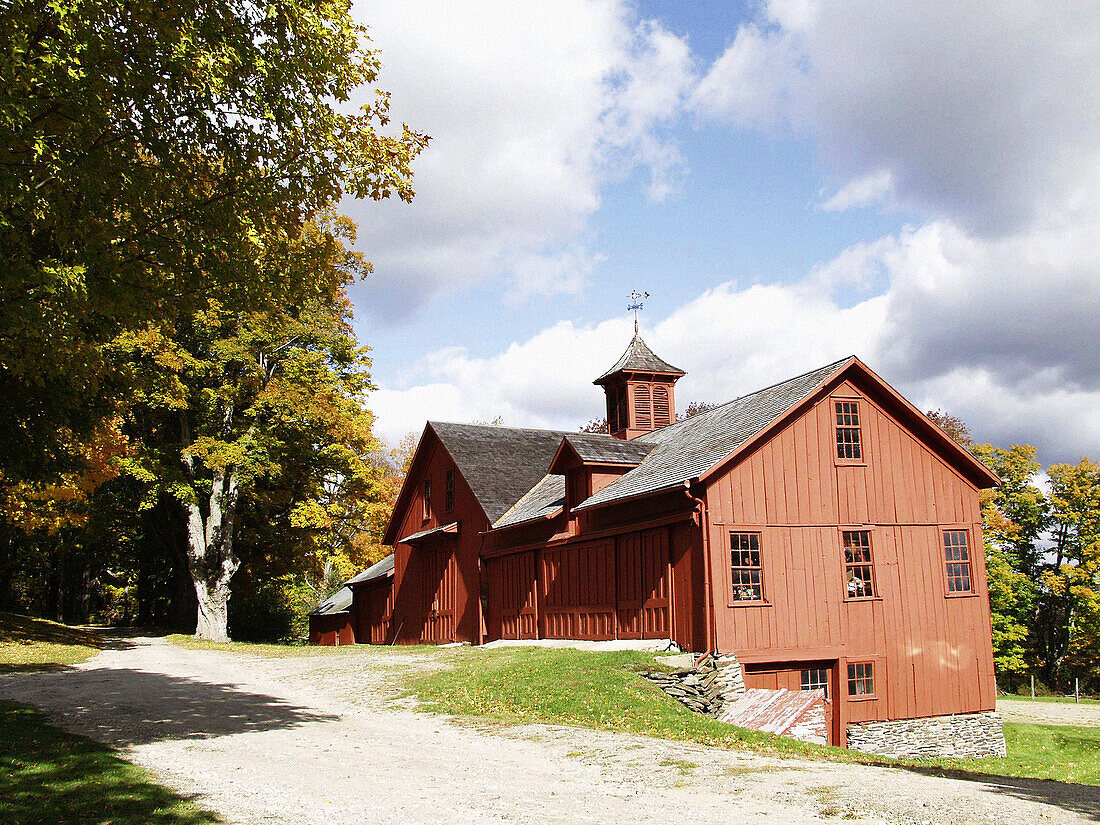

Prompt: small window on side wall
xmin=847 ymin=662 xmax=874 ymax=696
xmin=445 ymin=468 xmax=455 ymax=512
xmin=943 ymin=530 xmax=973 ymax=593
xmin=422 ymin=479 xmax=431 ymax=520
xmin=801 ymin=668 xmax=829 ymax=698
xmin=835 ymin=400 xmax=863 ymax=460
xmin=730 ymin=532 xmax=763 ymax=602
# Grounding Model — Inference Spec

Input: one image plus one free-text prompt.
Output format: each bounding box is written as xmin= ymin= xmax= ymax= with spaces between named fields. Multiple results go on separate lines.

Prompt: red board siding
xmin=386 ymin=430 xmax=491 ymax=645
xmin=308 ymin=612 xmax=354 ymax=646
xmin=354 ymin=580 xmax=393 ymax=645
xmin=705 ymin=378 xmax=996 ymax=727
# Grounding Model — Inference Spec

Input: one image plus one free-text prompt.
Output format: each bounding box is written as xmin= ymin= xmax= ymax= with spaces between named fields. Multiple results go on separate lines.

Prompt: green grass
xmin=0 ymin=612 xmax=104 ymax=672
xmin=402 ymin=646 xmax=1100 ymax=785
xmin=0 ymin=701 xmax=221 ymax=825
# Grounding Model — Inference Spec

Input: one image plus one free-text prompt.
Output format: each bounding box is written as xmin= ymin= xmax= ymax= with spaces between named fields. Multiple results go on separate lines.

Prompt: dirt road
xmin=1 ymin=636 xmax=1096 ymax=824
xmin=998 ymin=697 xmax=1100 ymax=728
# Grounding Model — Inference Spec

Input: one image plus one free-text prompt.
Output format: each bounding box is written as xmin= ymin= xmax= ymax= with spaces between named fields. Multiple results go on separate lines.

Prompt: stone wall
xmin=846 ymin=711 xmax=1007 ymax=758
xmin=641 ymin=653 xmax=745 ymax=716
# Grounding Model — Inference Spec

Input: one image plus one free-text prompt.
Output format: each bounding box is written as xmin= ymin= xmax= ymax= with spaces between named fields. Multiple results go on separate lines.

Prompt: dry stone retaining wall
xmin=641 ymin=653 xmax=745 ymax=716
xmin=846 ymin=711 xmax=1007 ymax=758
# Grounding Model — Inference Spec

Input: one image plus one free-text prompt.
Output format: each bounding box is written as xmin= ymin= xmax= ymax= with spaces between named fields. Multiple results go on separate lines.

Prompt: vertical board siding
xmin=706 ymin=381 xmax=997 ymax=724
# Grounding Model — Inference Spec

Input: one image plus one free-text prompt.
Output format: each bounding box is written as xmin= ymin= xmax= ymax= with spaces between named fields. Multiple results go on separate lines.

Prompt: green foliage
xmin=0 ymin=0 xmax=425 ymax=482
xmin=0 ymin=701 xmax=221 ymax=824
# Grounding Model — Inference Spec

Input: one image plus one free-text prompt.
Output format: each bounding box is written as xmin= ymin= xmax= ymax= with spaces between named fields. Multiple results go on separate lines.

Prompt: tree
xmin=116 ymin=217 xmax=387 ymax=640
xmin=926 ymin=409 xmax=972 ymax=446
xmin=579 ymin=419 xmax=609 ymax=434
xmin=0 ymin=0 xmax=427 ymax=483
xmin=683 ymin=401 xmax=718 ymax=418
xmin=1039 ymin=459 xmax=1100 ymax=687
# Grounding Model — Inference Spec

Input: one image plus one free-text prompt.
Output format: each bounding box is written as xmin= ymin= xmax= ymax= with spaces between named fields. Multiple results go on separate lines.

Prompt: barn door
xmin=616 ymin=529 xmax=671 ymax=639
xmin=500 ymin=552 xmax=538 ymax=639
xmin=420 ymin=545 xmax=457 ymax=643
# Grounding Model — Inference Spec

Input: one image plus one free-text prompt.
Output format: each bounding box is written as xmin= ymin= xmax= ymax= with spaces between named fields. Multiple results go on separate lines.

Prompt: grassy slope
xmin=404 ymin=646 xmax=1100 ymax=785
xmin=0 ymin=612 xmax=103 ymax=672
xmin=0 ymin=701 xmax=221 ymax=825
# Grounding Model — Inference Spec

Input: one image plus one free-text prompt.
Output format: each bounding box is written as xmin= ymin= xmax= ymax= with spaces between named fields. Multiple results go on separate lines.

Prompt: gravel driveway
xmin=1 ymin=635 xmax=1097 ymax=824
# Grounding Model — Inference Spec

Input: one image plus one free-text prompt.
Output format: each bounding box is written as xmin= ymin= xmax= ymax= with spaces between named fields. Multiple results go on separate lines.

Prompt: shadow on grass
xmin=0 ymin=666 xmax=339 ymax=747
xmin=0 ymin=701 xmax=222 ymax=825
xmin=0 ymin=611 xmax=136 ymax=650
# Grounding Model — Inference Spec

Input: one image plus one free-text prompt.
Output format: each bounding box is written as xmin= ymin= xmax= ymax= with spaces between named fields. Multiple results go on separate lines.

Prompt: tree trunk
xmin=183 ymin=467 xmax=241 ymax=642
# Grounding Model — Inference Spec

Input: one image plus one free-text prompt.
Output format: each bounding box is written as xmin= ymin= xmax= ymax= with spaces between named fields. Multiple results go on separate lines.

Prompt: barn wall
xmin=352 ymin=579 xmax=394 ymax=645
xmin=389 ymin=433 xmax=490 ymax=645
xmin=704 ymin=377 xmax=996 ymax=728
xmin=308 ymin=612 xmax=354 ymax=646
xmin=485 ymin=519 xmax=702 ymax=649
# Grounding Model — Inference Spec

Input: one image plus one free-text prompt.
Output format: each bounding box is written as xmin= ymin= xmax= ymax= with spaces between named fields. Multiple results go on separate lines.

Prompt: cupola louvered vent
xmin=653 ymin=384 xmax=671 ymax=427
xmin=634 ymin=384 xmax=652 ymax=428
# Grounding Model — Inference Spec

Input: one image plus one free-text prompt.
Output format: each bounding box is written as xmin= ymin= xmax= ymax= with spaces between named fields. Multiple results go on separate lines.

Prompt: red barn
xmin=323 ymin=335 xmax=1004 ymax=755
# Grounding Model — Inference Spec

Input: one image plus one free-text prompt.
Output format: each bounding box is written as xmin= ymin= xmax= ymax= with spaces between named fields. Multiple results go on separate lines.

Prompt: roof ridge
xmin=430 ymin=420 xmax=573 ymax=436
xmin=637 ymin=355 xmax=853 ymax=442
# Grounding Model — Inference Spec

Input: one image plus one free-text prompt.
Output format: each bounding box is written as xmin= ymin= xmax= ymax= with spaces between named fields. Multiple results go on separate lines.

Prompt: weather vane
xmin=628 ymin=290 xmax=649 ymax=334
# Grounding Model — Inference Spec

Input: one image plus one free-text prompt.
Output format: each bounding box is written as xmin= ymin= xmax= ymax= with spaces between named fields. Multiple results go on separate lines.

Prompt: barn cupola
xmin=594 ymin=334 xmax=685 ymax=440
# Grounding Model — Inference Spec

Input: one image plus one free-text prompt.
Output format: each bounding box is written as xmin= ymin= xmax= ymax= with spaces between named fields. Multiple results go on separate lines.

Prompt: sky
xmin=338 ymin=0 xmax=1100 ymax=464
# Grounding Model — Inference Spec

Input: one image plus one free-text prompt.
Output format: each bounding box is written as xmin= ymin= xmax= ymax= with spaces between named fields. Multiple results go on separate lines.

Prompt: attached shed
xmin=308 ymin=586 xmax=355 ymax=646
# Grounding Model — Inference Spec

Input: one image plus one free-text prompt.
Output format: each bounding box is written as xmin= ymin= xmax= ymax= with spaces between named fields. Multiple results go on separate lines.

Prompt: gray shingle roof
xmin=561 ymin=433 xmax=655 ymax=464
xmin=594 ymin=334 xmax=685 ymax=384
xmin=311 ymin=553 xmax=396 ymax=616
xmin=399 ymin=522 xmax=458 ymax=544
xmin=493 ymin=474 xmax=566 ymax=529
xmin=346 ymin=553 xmax=395 ymax=587
xmin=576 ymin=357 xmax=851 ymax=510
xmin=310 ymin=586 xmax=352 ymax=616
xmin=431 ymin=422 xmax=573 ymax=522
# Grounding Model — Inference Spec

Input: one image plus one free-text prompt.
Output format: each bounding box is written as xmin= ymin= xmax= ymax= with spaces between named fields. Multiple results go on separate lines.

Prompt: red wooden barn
xmin=318 ymin=335 xmax=1003 ymax=752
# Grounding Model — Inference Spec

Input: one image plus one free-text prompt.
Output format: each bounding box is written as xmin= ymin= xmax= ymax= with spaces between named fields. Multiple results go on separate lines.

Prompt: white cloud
xmin=820 ymin=170 xmax=893 ymax=212
xmin=692 ymin=0 xmax=1100 ymax=236
xmin=347 ymin=1 xmax=696 ymax=315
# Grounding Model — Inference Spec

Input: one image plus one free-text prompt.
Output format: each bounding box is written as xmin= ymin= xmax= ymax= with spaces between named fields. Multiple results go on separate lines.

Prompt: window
xmin=730 ymin=532 xmax=763 ymax=601
xmin=445 ymin=469 xmax=455 ymax=512
xmin=843 ymin=530 xmax=876 ymax=599
xmin=835 ymin=400 xmax=863 ymax=460
xmin=422 ymin=479 xmax=431 ymax=520
xmin=847 ymin=662 xmax=875 ymax=696
xmin=801 ymin=668 xmax=829 ymax=698
xmin=943 ymin=530 xmax=973 ymax=593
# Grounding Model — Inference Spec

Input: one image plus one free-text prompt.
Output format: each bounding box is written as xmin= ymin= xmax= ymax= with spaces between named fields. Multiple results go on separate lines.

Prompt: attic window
xmin=445 ymin=468 xmax=455 ymax=512
xmin=422 ymin=479 xmax=431 ymax=520
xmin=843 ymin=530 xmax=876 ymax=599
xmin=943 ymin=530 xmax=973 ymax=593
xmin=730 ymin=532 xmax=763 ymax=602
xmin=835 ymin=401 xmax=863 ymax=460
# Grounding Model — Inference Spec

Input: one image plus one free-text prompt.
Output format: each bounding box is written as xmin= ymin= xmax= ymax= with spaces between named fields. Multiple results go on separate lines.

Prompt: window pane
xmin=730 ymin=533 xmax=764 ymax=601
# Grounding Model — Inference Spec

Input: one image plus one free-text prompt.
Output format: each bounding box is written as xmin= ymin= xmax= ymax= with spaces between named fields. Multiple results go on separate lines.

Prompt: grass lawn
xmin=0 ymin=701 xmax=221 ymax=825
xmin=403 ymin=645 xmax=1100 ymax=785
xmin=0 ymin=612 xmax=104 ymax=672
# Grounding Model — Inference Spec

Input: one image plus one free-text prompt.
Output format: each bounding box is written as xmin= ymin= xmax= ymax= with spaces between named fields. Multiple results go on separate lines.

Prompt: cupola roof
xmin=593 ymin=334 xmax=685 ymax=385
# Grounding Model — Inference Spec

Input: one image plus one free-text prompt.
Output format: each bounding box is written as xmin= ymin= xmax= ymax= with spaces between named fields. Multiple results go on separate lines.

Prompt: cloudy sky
xmin=342 ymin=0 xmax=1100 ymax=464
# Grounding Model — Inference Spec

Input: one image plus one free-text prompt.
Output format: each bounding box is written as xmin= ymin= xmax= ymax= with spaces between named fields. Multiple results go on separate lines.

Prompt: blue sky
xmin=342 ymin=1 xmax=1100 ymax=464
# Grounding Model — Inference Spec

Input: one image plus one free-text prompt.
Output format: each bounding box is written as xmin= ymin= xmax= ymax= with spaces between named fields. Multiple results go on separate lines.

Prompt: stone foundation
xmin=641 ymin=653 xmax=745 ymax=716
xmin=846 ymin=711 xmax=1007 ymax=758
